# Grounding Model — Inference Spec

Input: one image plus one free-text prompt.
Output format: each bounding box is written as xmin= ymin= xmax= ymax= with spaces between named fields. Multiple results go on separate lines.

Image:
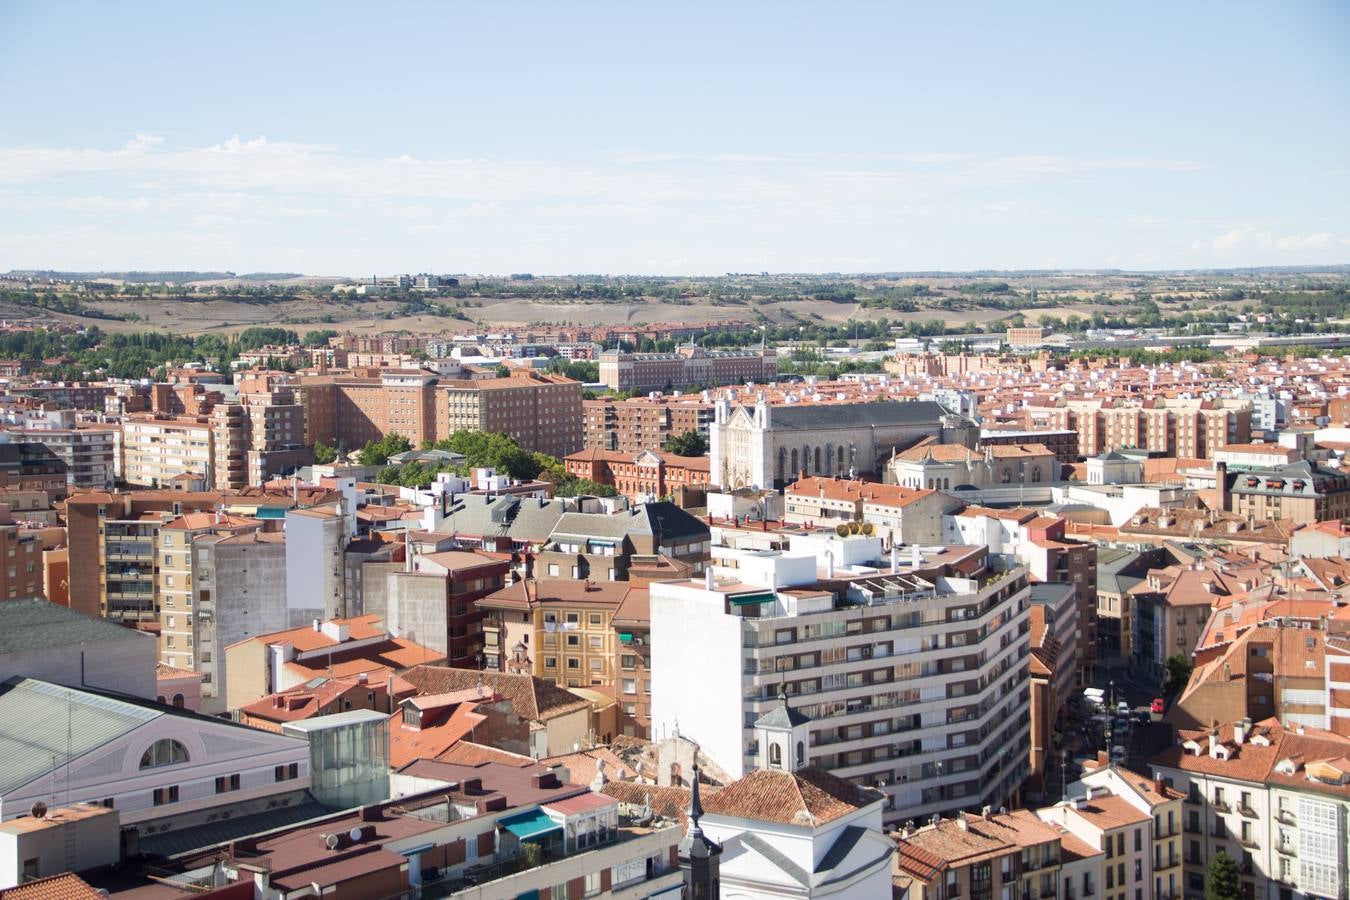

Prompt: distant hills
xmin=4 ymin=270 xmax=303 ymax=284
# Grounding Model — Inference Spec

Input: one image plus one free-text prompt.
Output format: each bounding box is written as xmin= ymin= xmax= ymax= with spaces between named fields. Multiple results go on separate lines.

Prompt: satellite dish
xmin=848 ymin=521 xmax=861 ymax=535
xmin=324 ymin=833 xmax=340 ymax=850
xmin=349 ymin=827 xmax=364 ymax=843
xmin=30 ymin=801 xmax=47 ymax=819
xmin=835 ymin=523 xmax=849 ymax=537
xmin=861 ymin=522 xmax=875 ymax=535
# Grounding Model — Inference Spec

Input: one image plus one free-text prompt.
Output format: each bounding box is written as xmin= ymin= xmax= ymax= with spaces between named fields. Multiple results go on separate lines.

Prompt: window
xmin=152 ymin=785 xmax=179 ymax=806
xmin=589 ymin=613 xmax=602 ymax=626
xmin=623 ymin=679 xmax=636 ymax=694
xmin=274 ymin=763 xmax=299 ymax=782
xmin=567 ymin=635 xmax=580 ymax=647
xmin=545 ymin=657 xmax=557 ymax=669
xmin=769 ymin=742 xmax=782 ymax=768
xmin=567 ymin=658 xmax=580 ymax=669
xmin=1134 ymin=828 xmax=1142 ymax=852
xmin=215 ymin=774 xmax=241 ymax=794
xmin=139 ymin=739 xmax=189 ymax=769
xmin=584 ymin=870 xmax=603 ymax=897
xmin=621 ymin=654 xmax=637 ymax=669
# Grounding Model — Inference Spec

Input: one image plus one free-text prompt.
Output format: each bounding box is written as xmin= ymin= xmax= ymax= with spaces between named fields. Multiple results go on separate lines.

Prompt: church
xmin=708 ymin=396 xmax=977 ymax=490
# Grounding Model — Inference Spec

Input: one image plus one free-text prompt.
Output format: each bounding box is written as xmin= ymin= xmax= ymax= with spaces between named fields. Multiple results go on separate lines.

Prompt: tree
xmin=663 ymin=430 xmax=708 ymax=456
xmin=554 ymin=477 xmax=618 ymax=498
xmin=1204 ymin=849 xmax=1239 ymax=900
xmin=312 ymin=442 xmax=337 ymax=465
xmin=1164 ymin=653 xmax=1194 ymax=695
xmin=357 ymin=432 xmax=412 ymax=467
xmin=302 ymin=329 xmax=338 ymax=347
xmin=494 ymin=364 xmax=511 ymax=378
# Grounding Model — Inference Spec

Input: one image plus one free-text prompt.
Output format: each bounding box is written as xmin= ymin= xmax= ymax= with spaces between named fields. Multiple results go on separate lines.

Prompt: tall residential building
xmin=439 ymin=373 xmax=582 ymax=458
xmin=0 ymin=438 xmax=68 ymax=500
xmin=380 ymin=549 xmax=511 ymax=668
xmin=2 ymin=409 xmax=116 ymax=489
xmin=209 ymin=385 xmax=308 ymax=490
xmin=650 ymin=532 xmax=1032 ymax=824
xmin=121 ymin=413 xmax=213 ymax=487
xmin=155 ymin=511 xmax=268 ymax=706
xmin=1022 ymin=398 xmax=1253 ymax=460
xmin=0 ymin=506 xmax=46 ymax=600
xmin=599 ymin=346 xmax=776 ymax=391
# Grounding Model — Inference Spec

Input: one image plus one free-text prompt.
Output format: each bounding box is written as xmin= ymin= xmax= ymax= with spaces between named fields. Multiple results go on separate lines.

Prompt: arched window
xmin=139 ymin=738 xmax=189 ymax=770
xmin=171 ymin=693 xmax=185 ymax=708
xmin=156 ymin=695 xmax=166 ymax=704
xmin=796 ymin=741 xmax=805 ymax=767
xmin=814 ymin=447 xmax=822 ymax=473
xmin=769 ymin=742 xmax=782 ymax=769
xmin=1031 ymin=469 xmax=1042 ymax=483
xmin=790 ymin=449 xmax=798 ymax=475
xmin=837 ymin=445 xmax=846 ymax=470
xmin=1001 ymin=468 xmax=1012 ymax=484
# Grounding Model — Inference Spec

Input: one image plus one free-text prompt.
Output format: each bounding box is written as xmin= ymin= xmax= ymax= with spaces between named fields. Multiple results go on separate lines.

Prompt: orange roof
xmin=0 ymin=873 xmax=105 ymax=900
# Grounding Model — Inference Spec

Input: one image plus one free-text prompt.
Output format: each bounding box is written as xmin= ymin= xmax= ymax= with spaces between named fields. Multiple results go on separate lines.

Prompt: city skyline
xmin=2 ymin=2 xmax=1348 ymax=274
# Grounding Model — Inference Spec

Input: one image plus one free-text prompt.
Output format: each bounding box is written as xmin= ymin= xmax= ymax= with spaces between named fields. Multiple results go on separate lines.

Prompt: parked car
xmin=1117 ymin=701 xmax=1131 ymax=716
xmin=1110 ymin=745 xmax=1128 ymax=761
xmin=1136 ymin=711 xmax=1151 ymax=726
xmin=1151 ymin=697 xmax=1165 ymax=714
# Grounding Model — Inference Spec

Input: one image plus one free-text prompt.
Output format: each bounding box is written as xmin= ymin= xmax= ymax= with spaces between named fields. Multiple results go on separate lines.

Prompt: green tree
xmin=312 ymin=442 xmax=337 ymax=464
xmin=663 ymin=430 xmax=709 ymax=456
xmin=1164 ymin=653 xmax=1194 ymax=695
xmin=357 ymin=432 xmax=412 ymax=467
xmin=302 ymin=329 xmax=338 ymax=347
xmin=494 ymin=364 xmax=512 ymax=378
xmin=554 ymin=477 xmax=618 ymax=498
xmin=1204 ymin=850 xmax=1239 ymax=900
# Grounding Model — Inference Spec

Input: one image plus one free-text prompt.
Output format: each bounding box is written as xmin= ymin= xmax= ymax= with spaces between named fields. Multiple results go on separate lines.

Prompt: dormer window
xmin=139 ymin=739 xmax=189 ymax=769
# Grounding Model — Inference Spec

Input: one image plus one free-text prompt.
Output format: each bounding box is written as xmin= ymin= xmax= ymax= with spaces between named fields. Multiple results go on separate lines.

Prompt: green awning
xmin=499 ymin=808 xmax=561 ymax=841
xmin=729 ymin=592 xmax=777 ymax=607
xmin=619 ymin=632 xmax=634 ymax=643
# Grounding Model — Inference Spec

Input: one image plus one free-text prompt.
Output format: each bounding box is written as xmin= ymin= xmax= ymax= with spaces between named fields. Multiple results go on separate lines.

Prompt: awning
xmin=619 ymin=632 xmax=634 ymax=643
xmin=499 ymin=808 xmax=562 ymax=841
xmin=729 ymin=592 xmax=777 ymax=607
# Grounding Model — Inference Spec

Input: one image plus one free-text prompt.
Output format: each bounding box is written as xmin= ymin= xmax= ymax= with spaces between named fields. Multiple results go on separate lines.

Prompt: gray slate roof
xmin=768 ymin=400 xmax=952 ymax=430
xmin=434 ymin=494 xmax=568 ymax=543
xmin=0 ymin=598 xmax=152 ymax=655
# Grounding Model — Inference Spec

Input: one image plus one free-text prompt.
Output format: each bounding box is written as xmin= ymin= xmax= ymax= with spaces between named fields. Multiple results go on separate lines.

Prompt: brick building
xmin=562 ymin=448 xmax=711 ymax=502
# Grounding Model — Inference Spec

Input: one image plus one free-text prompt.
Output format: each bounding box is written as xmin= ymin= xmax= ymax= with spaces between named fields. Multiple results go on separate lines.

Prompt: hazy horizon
xmin=2 ymin=2 xmax=1348 ymax=275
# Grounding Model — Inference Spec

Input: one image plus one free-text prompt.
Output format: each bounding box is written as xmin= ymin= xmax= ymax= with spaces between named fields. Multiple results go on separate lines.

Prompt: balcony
xmin=1155 ymin=855 xmax=1181 ymax=871
xmin=1236 ymin=804 xmax=1258 ymax=819
xmin=1236 ymin=835 xmax=1259 ymax=851
xmin=1275 ymin=811 xmax=1296 ymax=826
xmin=1211 ymin=799 xmax=1231 ymax=813
xmin=1275 ymin=843 xmax=1296 ymax=857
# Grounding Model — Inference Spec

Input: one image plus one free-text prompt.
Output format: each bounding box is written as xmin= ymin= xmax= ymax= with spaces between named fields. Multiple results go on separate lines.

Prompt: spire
xmin=687 ymin=762 xmax=704 ymax=829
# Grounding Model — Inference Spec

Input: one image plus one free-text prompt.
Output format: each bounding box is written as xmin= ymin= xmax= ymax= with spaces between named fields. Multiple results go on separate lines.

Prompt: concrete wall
xmin=285 ymin=511 xmax=344 ymax=625
xmin=0 ymin=632 xmax=156 ymax=700
xmin=385 ymin=572 xmax=449 ymax=657
xmin=359 ymin=560 xmax=402 ymax=623
xmin=205 ymin=540 xmax=288 ymax=711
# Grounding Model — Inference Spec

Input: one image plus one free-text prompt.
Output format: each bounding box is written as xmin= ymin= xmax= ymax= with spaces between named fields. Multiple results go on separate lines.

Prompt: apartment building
xmin=0 ymin=439 xmax=67 ymax=500
xmin=894 ymin=808 xmax=1100 ymax=900
xmin=599 ymin=346 xmax=775 ymax=391
xmin=479 ymin=579 xmax=645 ymax=715
xmin=1218 ymin=459 xmax=1350 ymax=526
xmin=650 ymin=533 xmax=1032 ymax=823
xmin=156 ymin=511 xmax=263 ymax=676
xmin=582 ymin=395 xmax=714 ymax=453
xmin=1128 ymin=558 xmax=1266 ymax=682
xmin=440 ymin=373 xmax=583 ymax=458
xmin=122 ymin=413 xmax=213 ymax=487
xmin=1 ymin=410 xmax=115 ymax=490
xmin=0 ymin=506 xmax=46 ymax=600
xmin=209 ymin=385 xmax=307 ymax=490
xmin=1023 ymin=399 xmax=1253 ymax=460
xmin=611 ymin=585 xmax=652 ymax=739
xmin=535 ymin=501 xmax=710 ymax=583
xmin=1037 ymin=789 xmax=1153 ymax=900
xmin=1070 ymin=761 xmax=1185 ymax=900
xmin=381 ymin=549 xmax=511 ymax=667
xmin=296 ymin=370 xmax=582 ymax=456
xmin=1152 ymin=718 xmax=1350 ymax=900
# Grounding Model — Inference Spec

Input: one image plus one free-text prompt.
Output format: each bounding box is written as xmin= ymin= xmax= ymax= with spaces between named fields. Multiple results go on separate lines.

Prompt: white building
xmin=650 ymin=532 xmax=1031 ymax=824
xmin=0 ymin=677 xmax=310 ymax=829
xmin=1151 ymin=717 xmax=1350 ymax=900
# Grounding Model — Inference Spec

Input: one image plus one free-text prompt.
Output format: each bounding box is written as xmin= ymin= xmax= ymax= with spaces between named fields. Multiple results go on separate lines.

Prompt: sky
xmin=1 ymin=2 xmax=1347 ymax=276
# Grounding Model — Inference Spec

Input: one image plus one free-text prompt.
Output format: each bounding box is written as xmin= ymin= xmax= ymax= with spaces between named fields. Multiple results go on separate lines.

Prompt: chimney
xmin=826 ymin=551 xmax=835 ymax=578
xmin=1208 ymin=727 xmax=1220 ymax=758
xmin=1234 ymin=719 xmax=1246 ymax=746
xmin=1153 ymin=777 xmax=1167 ymax=796
xmin=911 ymin=544 xmax=921 ymax=568
xmin=312 ymin=618 xmax=321 ymax=632
xmin=705 ymin=568 xmax=715 ymax=590
xmin=891 ymin=543 xmax=899 ymax=571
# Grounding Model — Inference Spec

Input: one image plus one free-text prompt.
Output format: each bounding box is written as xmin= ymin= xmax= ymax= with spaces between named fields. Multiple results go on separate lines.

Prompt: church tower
xmin=754 ymin=688 xmax=812 ymax=772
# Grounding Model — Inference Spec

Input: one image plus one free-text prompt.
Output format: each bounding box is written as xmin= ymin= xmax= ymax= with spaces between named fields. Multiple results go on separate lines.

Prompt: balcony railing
xmin=1211 ymin=799 xmax=1231 ymax=812
xmin=1236 ymin=804 xmax=1258 ymax=819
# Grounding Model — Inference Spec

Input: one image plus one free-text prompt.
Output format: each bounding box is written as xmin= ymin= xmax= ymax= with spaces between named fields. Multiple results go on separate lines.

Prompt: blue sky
xmin=1 ymin=2 xmax=1347 ymax=275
